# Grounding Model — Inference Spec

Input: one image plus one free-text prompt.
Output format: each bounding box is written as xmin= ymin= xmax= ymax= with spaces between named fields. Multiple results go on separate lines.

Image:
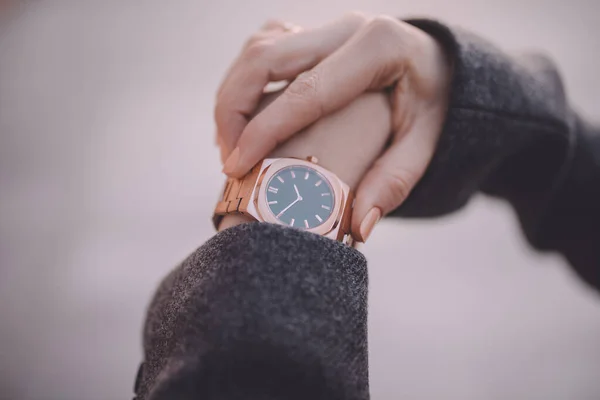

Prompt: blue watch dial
xmin=265 ymin=166 xmax=335 ymax=229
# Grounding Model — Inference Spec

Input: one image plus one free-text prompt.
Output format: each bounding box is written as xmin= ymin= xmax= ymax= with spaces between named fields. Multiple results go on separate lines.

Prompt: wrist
xmin=218 ymin=214 xmax=255 ymax=231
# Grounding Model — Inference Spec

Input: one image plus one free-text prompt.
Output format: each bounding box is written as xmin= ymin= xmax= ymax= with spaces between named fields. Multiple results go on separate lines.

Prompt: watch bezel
xmin=251 ymin=158 xmax=347 ymax=236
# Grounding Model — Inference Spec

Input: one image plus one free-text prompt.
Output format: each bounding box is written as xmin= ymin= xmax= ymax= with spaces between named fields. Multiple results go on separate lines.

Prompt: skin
xmin=216 ymin=13 xmax=452 ymax=241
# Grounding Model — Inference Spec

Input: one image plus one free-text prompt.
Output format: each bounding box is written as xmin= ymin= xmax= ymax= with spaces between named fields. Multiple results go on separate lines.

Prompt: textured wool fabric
xmin=135 ymin=20 xmax=600 ymax=399
xmin=137 ymin=223 xmax=368 ymax=400
xmin=400 ymin=20 xmax=600 ymax=288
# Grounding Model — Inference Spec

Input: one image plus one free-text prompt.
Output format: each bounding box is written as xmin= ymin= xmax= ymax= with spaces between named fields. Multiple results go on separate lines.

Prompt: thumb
xmin=352 ymin=129 xmax=436 ymax=242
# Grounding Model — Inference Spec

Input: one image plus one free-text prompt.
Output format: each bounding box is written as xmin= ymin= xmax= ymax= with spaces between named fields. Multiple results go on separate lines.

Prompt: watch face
xmin=265 ymin=165 xmax=335 ymax=229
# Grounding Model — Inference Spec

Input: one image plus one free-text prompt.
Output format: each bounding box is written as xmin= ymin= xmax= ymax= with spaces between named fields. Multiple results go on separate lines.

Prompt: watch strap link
xmin=212 ymin=164 xmax=261 ymax=230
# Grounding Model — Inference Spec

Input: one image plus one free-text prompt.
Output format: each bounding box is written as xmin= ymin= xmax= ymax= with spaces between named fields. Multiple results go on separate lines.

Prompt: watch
xmin=213 ymin=156 xmax=355 ymax=246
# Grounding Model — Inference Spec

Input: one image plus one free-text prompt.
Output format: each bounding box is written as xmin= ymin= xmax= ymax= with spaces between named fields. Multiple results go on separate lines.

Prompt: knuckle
xmin=388 ymin=173 xmax=413 ymax=203
xmin=374 ymin=162 xmax=418 ymax=206
xmin=244 ymin=39 xmax=274 ymax=60
xmin=244 ymin=33 xmax=263 ymax=48
xmin=284 ymin=70 xmax=324 ymax=118
xmin=360 ymin=17 xmax=415 ymax=87
xmin=366 ymin=15 xmax=401 ymax=38
xmin=343 ymin=11 xmax=369 ymax=26
xmin=262 ymin=18 xmax=284 ymax=29
xmin=287 ymin=70 xmax=320 ymax=101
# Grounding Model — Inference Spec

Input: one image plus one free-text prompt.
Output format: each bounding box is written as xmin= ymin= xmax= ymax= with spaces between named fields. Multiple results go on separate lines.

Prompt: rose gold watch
xmin=213 ymin=156 xmax=355 ymax=247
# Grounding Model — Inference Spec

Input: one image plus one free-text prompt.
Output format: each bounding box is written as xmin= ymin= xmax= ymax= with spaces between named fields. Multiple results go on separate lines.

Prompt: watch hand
xmin=277 ymin=197 xmax=300 ymax=218
xmin=294 ymin=184 xmax=301 ymax=200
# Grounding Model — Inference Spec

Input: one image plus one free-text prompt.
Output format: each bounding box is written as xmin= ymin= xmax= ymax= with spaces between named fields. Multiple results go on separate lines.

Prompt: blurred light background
xmin=1 ymin=1 xmax=599 ymax=399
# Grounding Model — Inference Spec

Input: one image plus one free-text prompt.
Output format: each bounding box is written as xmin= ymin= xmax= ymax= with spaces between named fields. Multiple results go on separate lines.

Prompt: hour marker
xmin=268 ymin=186 xmax=278 ymax=194
xmin=315 ymin=215 xmax=323 ymax=223
xmin=304 ymin=219 xmax=309 ymax=228
xmin=304 ymin=172 xmax=309 ymax=180
xmin=290 ymin=218 xmax=295 ymax=226
xmin=277 ymin=176 xmax=285 ymax=183
xmin=321 ymin=193 xmax=330 ymax=196
xmin=321 ymin=205 xmax=331 ymax=210
xmin=268 ymin=201 xmax=278 ymax=205
xmin=315 ymin=180 xmax=322 ymax=187
xmin=291 ymin=171 xmax=296 ymax=179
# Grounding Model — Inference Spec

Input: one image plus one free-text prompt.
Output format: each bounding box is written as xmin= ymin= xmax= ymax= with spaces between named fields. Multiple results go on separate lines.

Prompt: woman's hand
xmin=215 ymin=13 xmax=452 ymax=241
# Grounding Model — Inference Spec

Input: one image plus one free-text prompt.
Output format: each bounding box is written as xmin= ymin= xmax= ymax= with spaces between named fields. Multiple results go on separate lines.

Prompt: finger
xmin=219 ymin=20 xmax=292 ymax=100
xmin=216 ymin=134 xmax=228 ymax=164
xmin=225 ymin=16 xmax=414 ymax=177
xmin=260 ymin=19 xmax=293 ymax=31
xmin=213 ymin=19 xmax=297 ymax=150
xmin=245 ymin=21 xmax=303 ymax=53
xmin=216 ymin=13 xmax=366 ymax=154
xmin=351 ymin=115 xmax=440 ymax=242
xmin=215 ymin=12 xmax=368 ymax=157
xmin=245 ymin=21 xmax=303 ymax=49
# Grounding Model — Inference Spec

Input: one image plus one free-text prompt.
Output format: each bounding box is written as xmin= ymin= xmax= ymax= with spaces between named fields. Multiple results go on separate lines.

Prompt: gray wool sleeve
xmin=136 ymin=222 xmax=368 ymax=400
xmin=399 ymin=19 xmax=573 ymax=218
xmin=400 ymin=20 xmax=600 ymax=289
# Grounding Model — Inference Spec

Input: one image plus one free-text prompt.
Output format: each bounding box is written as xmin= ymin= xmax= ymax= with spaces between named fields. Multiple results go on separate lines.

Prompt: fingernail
xmin=359 ymin=207 xmax=381 ymax=242
xmin=222 ymin=147 xmax=240 ymax=175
